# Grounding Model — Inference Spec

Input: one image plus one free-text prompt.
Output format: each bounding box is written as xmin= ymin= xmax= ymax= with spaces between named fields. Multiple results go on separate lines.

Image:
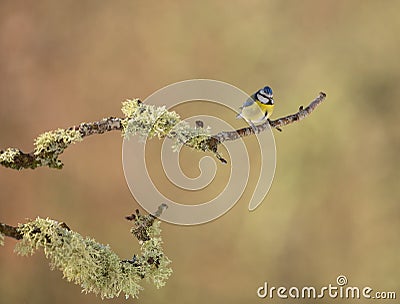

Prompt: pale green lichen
xmin=33 ymin=128 xmax=82 ymax=168
xmin=121 ymin=98 xmax=141 ymax=118
xmin=133 ymin=220 xmax=172 ymax=288
xmin=15 ymin=217 xmax=171 ymax=299
xmin=121 ymin=99 xmax=181 ymax=139
xmin=0 ymin=148 xmax=20 ymax=164
xmin=34 ymin=128 xmax=82 ymax=155
xmin=0 ymin=232 xmax=4 ymax=246
xmin=121 ymin=99 xmax=211 ymax=153
xmin=170 ymin=121 xmax=210 ymax=152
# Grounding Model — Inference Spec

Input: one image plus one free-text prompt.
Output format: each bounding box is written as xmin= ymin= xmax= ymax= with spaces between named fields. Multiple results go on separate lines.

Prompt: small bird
xmin=237 ymin=86 xmax=274 ymax=132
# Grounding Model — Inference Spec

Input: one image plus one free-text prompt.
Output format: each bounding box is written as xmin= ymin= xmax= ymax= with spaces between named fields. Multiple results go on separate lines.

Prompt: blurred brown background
xmin=1 ymin=1 xmax=399 ymax=303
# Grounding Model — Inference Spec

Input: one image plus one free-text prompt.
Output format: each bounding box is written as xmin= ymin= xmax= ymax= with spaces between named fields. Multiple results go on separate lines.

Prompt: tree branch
xmin=0 ymin=92 xmax=326 ymax=169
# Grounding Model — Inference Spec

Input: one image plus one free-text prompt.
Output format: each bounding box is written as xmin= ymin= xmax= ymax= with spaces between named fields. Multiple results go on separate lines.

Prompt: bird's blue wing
xmin=239 ymin=97 xmax=255 ymax=110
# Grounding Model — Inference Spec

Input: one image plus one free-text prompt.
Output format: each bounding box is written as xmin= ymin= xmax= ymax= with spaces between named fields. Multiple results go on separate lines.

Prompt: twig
xmin=71 ymin=117 xmax=123 ymax=137
xmin=0 ymin=223 xmax=23 ymax=240
xmin=125 ymin=203 xmax=168 ymax=242
xmin=199 ymin=92 xmax=326 ymax=163
xmin=211 ymin=92 xmax=327 ymax=144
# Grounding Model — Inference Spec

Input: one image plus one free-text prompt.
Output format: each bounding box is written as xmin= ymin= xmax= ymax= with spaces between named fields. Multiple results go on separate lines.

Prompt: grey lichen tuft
xmin=121 ymin=99 xmax=180 ymax=139
xmin=132 ymin=220 xmax=172 ymax=288
xmin=33 ymin=128 xmax=82 ymax=168
xmin=15 ymin=217 xmax=171 ymax=299
xmin=0 ymin=148 xmax=20 ymax=165
xmin=170 ymin=121 xmax=210 ymax=152
xmin=121 ymin=99 xmax=212 ymax=153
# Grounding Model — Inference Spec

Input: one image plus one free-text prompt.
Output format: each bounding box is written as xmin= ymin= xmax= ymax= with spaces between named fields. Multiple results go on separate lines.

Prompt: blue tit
xmin=236 ymin=86 xmax=274 ymax=131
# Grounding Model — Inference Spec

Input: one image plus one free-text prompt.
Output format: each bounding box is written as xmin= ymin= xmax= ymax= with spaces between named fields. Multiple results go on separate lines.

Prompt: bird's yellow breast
xmin=255 ymin=101 xmax=274 ymax=119
xmin=239 ymin=100 xmax=274 ymax=123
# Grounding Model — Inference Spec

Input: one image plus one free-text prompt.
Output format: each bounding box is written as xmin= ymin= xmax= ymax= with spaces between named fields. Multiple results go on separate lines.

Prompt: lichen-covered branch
xmin=0 ymin=208 xmax=171 ymax=299
xmin=0 ymin=118 xmax=123 ymax=170
xmin=0 ymin=92 xmax=326 ymax=169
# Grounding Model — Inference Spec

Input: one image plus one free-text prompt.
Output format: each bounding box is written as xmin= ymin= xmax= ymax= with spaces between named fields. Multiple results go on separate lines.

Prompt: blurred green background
xmin=1 ymin=1 xmax=399 ymax=303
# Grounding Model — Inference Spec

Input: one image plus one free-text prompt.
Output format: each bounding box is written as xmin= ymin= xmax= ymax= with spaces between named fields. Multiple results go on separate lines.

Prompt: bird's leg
xmin=249 ymin=121 xmax=258 ymax=134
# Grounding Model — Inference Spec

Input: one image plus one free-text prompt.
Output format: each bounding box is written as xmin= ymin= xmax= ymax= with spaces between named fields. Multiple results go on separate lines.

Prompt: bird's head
xmin=262 ymin=86 xmax=273 ymax=98
xmin=256 ymin=86 xmax=274 ymax=104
